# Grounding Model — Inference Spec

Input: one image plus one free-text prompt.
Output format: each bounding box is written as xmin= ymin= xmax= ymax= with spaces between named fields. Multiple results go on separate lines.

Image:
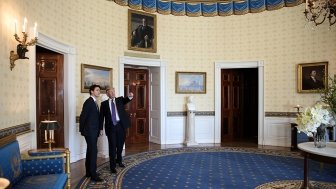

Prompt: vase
xmin=313 ymin=125 xmax=327 ymax=148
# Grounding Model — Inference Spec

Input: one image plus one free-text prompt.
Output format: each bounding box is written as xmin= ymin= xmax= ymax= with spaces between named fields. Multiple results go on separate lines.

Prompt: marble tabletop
xmin=298 ymin=142 xmax=336 ymax=158
xmin=0 ymin=177 xmax=10 ymax=188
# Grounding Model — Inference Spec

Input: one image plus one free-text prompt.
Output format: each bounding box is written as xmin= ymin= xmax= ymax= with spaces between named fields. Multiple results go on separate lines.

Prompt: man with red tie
xmin=100 ymin=87 xmax=133 ymax=173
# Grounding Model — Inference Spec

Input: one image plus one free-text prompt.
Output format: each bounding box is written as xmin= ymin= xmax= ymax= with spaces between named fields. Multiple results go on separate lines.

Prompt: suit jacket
xmin=79 ymin=97 xmax=102 ymax=136
xmin=100 ymin=96 xmax=132 ymax=134
xmin=302 ymin=77 xmax=324 ymax=90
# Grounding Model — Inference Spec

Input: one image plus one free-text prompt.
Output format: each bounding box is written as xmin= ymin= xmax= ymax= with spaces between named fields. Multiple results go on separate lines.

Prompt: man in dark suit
xmin=100 ymin=87 xmax=133 ymax=173
xmin=79 ymin=84 xmax=103 ymax=182
xmin=131 ymin=18 xmax=154 ymax=48
xmin=302 ymin=70 xmax=324 ymax=90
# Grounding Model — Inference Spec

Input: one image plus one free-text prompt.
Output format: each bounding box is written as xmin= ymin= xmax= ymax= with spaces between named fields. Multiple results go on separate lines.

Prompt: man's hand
xmin=129 ymin=92 xmax=134 ymax=98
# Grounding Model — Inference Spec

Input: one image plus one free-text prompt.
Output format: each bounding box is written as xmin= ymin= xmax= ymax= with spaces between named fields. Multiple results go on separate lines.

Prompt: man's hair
xmin=89 ymin=84 xmax=101 ymax=95
xmin=106 ymin=86 xmax=114 ymax=92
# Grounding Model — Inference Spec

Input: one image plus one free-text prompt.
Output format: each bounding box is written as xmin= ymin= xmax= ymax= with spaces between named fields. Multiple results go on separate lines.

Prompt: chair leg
xmin=65 ymin=148 xmax=71 ymax=189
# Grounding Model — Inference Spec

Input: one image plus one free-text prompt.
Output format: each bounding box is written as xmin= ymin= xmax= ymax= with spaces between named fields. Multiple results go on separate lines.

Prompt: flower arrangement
xmin=296 ymin=103 xmax=335 ymax=137
xmin=320 ymin=76 xmax=336 ymax=115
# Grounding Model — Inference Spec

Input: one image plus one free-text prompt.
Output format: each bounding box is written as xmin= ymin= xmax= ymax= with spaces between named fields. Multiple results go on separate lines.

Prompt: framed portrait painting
xmin=297 ymin=62 xmax=328 ymax=93
xmin=176 ymin=72 xmax=206 ymax=94
xmin=128 ymin=9 xmax=157 ymax=53
xmin=81 ymin=64 xmax=112 ymax=93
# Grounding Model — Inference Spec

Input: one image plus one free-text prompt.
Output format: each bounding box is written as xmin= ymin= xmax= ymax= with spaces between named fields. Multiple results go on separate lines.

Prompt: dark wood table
xmin=298 ymin=142 xmax=336 ymax=189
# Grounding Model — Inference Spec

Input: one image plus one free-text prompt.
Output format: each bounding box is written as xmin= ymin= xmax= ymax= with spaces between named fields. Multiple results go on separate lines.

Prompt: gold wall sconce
xmin=9 ymin=17 xmax=38 ymax=71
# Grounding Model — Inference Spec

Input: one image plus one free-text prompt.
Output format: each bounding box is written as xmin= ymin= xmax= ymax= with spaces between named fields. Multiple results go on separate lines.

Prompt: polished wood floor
xmin=70 ymin=141 xmax=290 ymax=188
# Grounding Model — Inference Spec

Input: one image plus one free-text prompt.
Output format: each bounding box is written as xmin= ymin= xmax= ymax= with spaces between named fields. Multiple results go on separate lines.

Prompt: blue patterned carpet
xmin=76 ymin=147 xmax=336 ymax=189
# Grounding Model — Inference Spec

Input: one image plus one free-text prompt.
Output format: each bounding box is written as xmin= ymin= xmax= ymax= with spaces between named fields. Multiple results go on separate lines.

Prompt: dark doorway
xmin=36 ymin=46 xmax=64 ymax=148
xmin=124 ymin=68 xmax=149 ymax=145
xmin=221 ymin=68 xmax=258 ymax=143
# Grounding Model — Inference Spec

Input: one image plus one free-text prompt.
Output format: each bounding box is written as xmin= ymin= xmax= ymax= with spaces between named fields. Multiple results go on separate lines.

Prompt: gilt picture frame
xmin=128 ymin=9 xmax=157 ymax=53
xmin=297 ymin=62 xmax=328 ymax=93
xmin=176 ymin=72 xmax=206 ymax=94
xmin=81 ymin=64 xmax=112 ymax=93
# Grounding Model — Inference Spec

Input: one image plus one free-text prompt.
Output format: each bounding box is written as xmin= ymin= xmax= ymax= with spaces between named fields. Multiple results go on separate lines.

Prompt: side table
xmin=298 ymin=142 xmax=336 ymax=189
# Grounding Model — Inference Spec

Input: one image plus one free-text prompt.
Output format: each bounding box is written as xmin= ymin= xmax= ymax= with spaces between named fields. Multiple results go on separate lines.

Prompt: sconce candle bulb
xmin=9 ymin=17 xmax=38 ymax=71
xmin=34 ymin=22 xmax=37 ymax=37
xmin=14 ymin=19 xmax=17 ymax=34
xmin=22 ymin=17 xmax=27 ymax=32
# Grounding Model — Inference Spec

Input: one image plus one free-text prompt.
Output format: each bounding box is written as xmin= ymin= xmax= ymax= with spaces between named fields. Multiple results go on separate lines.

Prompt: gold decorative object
xmin=304 ymin=0 xmax=336 ymax=26
xmin=9 ymin=17 xmax=38 ymax=71
xmin=294 ymin=104 xmax=302 ymax=114
xmin=39 ymin=120 xmax=60 ymax=151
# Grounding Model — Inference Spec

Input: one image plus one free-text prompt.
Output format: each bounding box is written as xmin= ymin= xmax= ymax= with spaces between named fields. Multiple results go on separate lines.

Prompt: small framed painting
xmin=176 ymin=72 xmax=206 ymax=94
xmin=297 ymin=62 xmax=328 ymax=93
xmin=81 ymin=64 xmax=112 ymax=93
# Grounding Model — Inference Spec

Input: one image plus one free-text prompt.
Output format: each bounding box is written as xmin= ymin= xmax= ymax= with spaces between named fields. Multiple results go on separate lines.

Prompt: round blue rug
xmin=76 ymin=147 xmax=336 ymax=189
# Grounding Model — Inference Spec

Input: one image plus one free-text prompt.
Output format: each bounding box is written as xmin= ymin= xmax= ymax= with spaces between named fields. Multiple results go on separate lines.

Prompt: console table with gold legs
xmin=298 ymin=142 xmax=336 ymax=189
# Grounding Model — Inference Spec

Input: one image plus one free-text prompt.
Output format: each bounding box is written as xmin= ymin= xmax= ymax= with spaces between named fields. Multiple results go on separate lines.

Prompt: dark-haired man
xmin=302 ymin=70 xmax=324 ymax=90
xmin=79 ymin=84 xmax=103 ymax=182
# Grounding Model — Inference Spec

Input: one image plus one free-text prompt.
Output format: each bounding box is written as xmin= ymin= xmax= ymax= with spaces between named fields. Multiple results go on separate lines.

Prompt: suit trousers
xmin=84 ymin=135 xmax=98 ymax=177
xmin=107 ymin=123 xmax=126 ymax=169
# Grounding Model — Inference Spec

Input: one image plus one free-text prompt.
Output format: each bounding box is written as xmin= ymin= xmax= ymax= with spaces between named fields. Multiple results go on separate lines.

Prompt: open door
xmin=149 ymin=67 xmax=161 ymax=143
xmin=36 ymin=47 xmax=64 ymax=148
xmin=221 ymin=68 xmax=258 ymax=142
xmin=124 ymin=68 xmax=149 ymax=144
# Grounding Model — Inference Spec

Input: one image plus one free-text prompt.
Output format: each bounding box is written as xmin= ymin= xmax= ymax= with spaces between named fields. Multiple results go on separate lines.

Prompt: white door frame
xmin=31 ymin=33 xmax=77 ymax=157
xmin=214 ymin=61 xmax=265 ymax=145
xmin=119 ymin=56 xmax=167 ymax=144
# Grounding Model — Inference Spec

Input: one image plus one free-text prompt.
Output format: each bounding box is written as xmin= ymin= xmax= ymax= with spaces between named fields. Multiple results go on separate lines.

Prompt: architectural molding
xmin=265 ymin=112 xmax=297 ymax=117
xmin=167 ymin=111 xmax=215 ymax=116
xmin=214 ymin=60 xmax=265 ymax=145
xmin=35 ymin=33 xmax=78 ymax=162
xmin=119 ymin=56 xmax=167 ymax=144
xmin=0 ymin=123 xmax=31 ymax=138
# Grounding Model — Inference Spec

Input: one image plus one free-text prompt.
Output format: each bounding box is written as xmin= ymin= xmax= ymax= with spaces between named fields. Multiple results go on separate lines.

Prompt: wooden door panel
xmin=136 ymin=85 xmax=146 ymax=110
xmin=221 ymin=69 xmax=243 ymax=142
xmin=36 ymin=51 xmax=64 ymax=149
xmin=125 ymin=68 xmax=149 ymax=145
xmin=135 ymin=118 xmax=146 ymax=136
xmin=39 ymin=79 xmax=57 ymax=115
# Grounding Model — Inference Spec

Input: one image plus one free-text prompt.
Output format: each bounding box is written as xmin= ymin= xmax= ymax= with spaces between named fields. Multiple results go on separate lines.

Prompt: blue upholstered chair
xmin=0 ymin=134 xmax=70 ymax=189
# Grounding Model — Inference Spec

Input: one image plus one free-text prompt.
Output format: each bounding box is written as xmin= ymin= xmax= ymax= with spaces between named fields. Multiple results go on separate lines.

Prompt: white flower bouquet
xmin=296 ymin=103 xmax=336 ymax=137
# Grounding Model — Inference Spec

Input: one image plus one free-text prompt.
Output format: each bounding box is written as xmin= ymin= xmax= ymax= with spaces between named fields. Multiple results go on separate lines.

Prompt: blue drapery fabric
xmin=108 ymin=0 xmax=303 ymax=17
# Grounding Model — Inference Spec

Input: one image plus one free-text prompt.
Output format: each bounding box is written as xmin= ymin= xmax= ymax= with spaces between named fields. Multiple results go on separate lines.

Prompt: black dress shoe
xmin=86 ymin=172 xmax=100 ymax=177
xmin=118 ymin=163 xmax=125 ymax=167
xmin=91 ymin=176 xmax=103 ymax=182
xmin=111 ymin=168 xmax=117 ymax=173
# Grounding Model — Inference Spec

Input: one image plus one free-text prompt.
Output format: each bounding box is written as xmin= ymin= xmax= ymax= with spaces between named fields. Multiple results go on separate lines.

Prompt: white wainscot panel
xmin=165 ymin=116 xmax=215 ymax=144
xmin=195 ymin=116 xmax=215 ymax=143
xmin=264 ymin=117 xmax=296 ymax=147
xmin=72 ymin=123 xmax=90 ymax=163
xmin=165 ymin=117 xmax=185 ymax=144
xmin=98 ymin=132 xmax=109 ymax=159
xmin=150 ymin=117 xmax=160 ymax=143
xmin=17 ymin=132 xmax=34 ymax=152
